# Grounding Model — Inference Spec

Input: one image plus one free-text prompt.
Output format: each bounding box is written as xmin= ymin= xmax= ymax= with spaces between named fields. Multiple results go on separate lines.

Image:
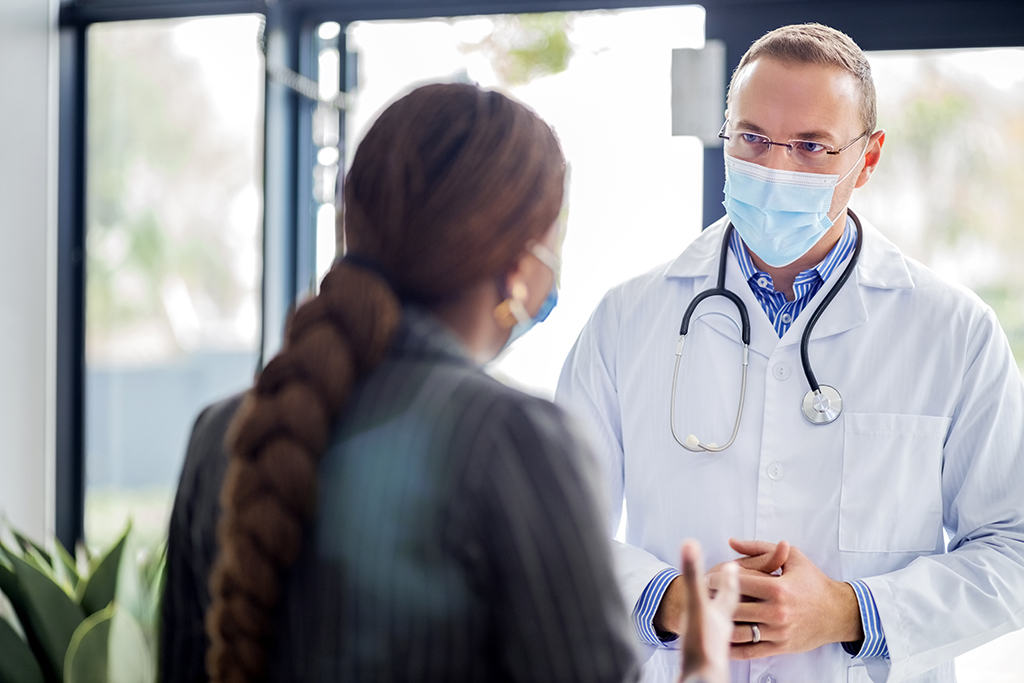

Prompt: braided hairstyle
xmin=204 ymin=83 xmax=566 ymax=682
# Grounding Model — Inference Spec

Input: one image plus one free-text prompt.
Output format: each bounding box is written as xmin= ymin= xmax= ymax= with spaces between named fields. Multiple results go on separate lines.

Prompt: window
xmin=84 ymin=15 xmax=264 ymax=548
xmin=334 ymin=6 xmax=707 ymax=398
xmin=858 ymin=48 xmax=1024 ymax=368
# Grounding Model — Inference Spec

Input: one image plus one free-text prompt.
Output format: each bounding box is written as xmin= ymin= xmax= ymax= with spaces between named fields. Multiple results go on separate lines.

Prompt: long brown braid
xmin=204 ymin=83 xmax=566 ymax=682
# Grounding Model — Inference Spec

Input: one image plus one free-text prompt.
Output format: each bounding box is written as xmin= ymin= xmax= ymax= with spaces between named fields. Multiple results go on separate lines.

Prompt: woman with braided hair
xmin=160 ymin=82 xmax=737 ymax=683
xmin=161 ymin=82 xmax=634 ymax=682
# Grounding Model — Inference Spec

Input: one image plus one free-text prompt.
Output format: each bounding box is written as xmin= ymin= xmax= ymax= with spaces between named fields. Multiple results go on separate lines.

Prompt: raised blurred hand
xmin=678 ymin=540 xmax=739 ymax=683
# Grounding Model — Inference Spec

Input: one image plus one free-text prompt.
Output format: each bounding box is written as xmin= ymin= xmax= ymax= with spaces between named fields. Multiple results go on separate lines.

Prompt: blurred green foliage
xmin=857 ymin=53 xmax=1024 ymax=367
xmin=86 ymin=22 xmax=261 ymax=359
xmin=464 ymin=13 xmax=574 ymax=86
xmin=0 ymin=524 xmax=164 ymax=683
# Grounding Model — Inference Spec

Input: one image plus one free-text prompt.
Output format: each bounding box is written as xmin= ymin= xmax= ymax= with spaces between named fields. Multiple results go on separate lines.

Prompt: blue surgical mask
xmin=500 ymin=241 xmax=560 ymax=352
xmin=722 ymin=155 xmax=859 ymax=267
xmin=504 ymin=284 xmax=558 ymax=348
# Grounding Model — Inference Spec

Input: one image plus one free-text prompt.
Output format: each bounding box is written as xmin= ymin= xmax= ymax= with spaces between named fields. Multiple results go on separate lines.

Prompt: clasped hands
xmin=661 ymin=538 xmax=864 ymax=671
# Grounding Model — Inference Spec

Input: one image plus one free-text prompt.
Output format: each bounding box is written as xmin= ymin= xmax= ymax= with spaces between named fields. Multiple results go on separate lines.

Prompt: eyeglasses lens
xmin=726 ymin=135 xmax=834 ymax=168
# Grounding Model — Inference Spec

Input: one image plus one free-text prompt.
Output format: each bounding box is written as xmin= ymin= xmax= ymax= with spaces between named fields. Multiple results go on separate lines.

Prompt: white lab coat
xmin=555 ymin=215 xmax=1024 ymax=683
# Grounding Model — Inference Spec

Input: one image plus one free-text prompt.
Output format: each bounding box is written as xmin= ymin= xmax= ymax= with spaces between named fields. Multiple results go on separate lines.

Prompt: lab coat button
xmin=772 ymin=363 xmax=790 ymax=380
xmin=758 ymin=673 xmax=778 ymax=683
xmin=767 ymin=462 xmax=785 ymax=480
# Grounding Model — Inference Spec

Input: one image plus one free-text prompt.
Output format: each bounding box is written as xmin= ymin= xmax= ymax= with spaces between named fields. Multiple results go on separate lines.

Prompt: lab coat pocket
xmin=840 ymin=413 xmax=950 ymax=552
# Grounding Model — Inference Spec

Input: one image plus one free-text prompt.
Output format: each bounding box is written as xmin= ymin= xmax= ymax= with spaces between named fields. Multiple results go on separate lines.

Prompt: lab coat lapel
xmin=779 ymin=214 xmax=913 ymax=346
xmin=777 ymin=254 xmax=868 ymax=347
xmin=664 ymin=218 xmax=780 ymax=360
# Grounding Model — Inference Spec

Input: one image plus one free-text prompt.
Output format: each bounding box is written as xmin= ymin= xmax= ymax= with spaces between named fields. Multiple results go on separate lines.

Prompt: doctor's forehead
xmin=728 ymin=57 xmax=863 ymax=140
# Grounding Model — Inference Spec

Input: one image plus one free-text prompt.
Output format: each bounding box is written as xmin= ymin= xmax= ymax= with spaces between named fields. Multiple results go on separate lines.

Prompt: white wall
xmin=0 ymin=0 xmax=58 ymax=541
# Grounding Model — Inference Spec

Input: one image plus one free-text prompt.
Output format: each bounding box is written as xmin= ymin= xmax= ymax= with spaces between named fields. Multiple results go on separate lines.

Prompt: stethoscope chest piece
xmin=802 ymin=384 xmax=843 ymax=425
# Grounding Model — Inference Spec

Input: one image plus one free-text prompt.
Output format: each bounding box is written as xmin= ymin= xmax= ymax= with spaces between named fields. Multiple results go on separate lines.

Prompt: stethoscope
xmin=670 ymin=210 xmax=864 ymax=453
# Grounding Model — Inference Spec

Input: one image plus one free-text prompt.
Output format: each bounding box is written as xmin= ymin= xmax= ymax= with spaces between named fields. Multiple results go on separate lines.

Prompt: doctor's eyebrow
xmin=792 ymin=129 xmax=838 ymax=143
xmin=733 ymin=119 xmax=838 ymax=143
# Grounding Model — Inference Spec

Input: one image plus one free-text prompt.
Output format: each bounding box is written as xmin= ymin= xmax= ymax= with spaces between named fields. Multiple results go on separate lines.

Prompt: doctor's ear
xmin=855 ymin=130 xmax=886 ymax=188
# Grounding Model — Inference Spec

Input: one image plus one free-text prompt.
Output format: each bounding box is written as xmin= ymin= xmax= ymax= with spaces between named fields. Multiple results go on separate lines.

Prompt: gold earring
xmin=494 ymin=282 xmax=530 ymax=329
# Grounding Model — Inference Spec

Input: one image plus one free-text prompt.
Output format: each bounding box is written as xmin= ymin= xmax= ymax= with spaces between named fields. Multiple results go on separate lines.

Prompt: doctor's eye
xmin=792 ymin=140 xmax=828 ymax=155
xmin=739 ymin=132 xmax=769 ymax=145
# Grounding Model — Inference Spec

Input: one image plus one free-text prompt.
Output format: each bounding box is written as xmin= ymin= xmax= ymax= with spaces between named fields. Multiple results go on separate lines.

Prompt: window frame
xmin=55 ymin=0 xmax=1024 ymax=548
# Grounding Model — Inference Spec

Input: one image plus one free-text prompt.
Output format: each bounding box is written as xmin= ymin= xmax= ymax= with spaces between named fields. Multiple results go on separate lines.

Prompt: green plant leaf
xmin=52 ymin=541 xmax=79 ymax=593
xmin=0 ymin=616 xmax=45 ymax=683
xmin=0 ymin=552 xmax=27 ymax=616
xmin=140 ymin=545 xmax=166 ymax=591
xmin=75 ymin=543 xmax=90 ymax=578
xmin=11 ymin=532 xmax=52 ymax=569
xmin=6 ymin=553 xmax=85 ymax=681
xmin=0 ymin=554 xmax=41 ymax=665
xmin=135 ymin=548 xmax=166 ymax=655
xmin=64 ymin=604 xmax=153 ymax=683
xmin=62 ymin=605 xmax=112 ymax=683
xmin=77 ymin=526 xmax=130 ymax=617
xmin=2 ymin=543 xmax=65 ymax=683
xmin=22 ymin=547 xmax=57 ymax=584
xmin=107 ymin=606 xmax=153 ymax=683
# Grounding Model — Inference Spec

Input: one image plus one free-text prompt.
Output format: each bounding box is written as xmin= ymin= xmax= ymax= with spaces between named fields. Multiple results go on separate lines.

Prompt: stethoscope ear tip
xmin=685 ymin=434 xmax=700 ymax=449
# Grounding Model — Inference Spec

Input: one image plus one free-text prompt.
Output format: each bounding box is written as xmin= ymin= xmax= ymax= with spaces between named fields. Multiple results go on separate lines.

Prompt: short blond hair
xmin=727 ymin=23 xmax=876 ymax=133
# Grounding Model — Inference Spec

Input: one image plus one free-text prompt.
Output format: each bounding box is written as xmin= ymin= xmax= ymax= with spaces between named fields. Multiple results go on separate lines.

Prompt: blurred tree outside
xmin=86 ymin=19 xmax=263 ymax=366
xmin=857 ymin=50 xmax=1024 ymax=367
xmin=84 ymin=18 xmax=264 ymax=549
xmin=461 ymin=13 xmax=574 ymax=86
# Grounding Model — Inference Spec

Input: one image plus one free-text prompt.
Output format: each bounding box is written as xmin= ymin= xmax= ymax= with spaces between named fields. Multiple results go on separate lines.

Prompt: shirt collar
xmin=663 ymin=212 xmax=914 ymax=291
xmin=730 ymin=216 xmax=858 ymax=295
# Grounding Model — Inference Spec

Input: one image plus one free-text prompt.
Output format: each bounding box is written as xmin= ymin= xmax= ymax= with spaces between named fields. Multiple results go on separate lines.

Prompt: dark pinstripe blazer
xmin=160 ymin=307 xmax=639 ymax=683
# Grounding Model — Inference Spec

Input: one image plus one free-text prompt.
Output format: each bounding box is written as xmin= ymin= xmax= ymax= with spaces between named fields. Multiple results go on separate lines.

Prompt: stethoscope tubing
xmin=799 ymin=211 xmax=864 ymax=392
xmin=671 ymin=211 xmax=864 ymax=451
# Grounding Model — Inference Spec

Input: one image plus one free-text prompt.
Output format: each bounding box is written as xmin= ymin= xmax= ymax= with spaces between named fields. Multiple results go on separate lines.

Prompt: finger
xmin=707 ymin=567 xmax=777 ymax=595
xmin=711 ymin=561 xmax=739 ymax=619
xmin=729 ymin=622 xmax=768 ymax=644
xmin=729 ymin=538 xmax=776 ymax=555
xmin=729 ymin=573 xmax=781 ymax=601
xmin=730 ymin=538 xmax=790 ymax=574
xmin=681 ymin=540 xmax=706 ymax=635
xmin=729 ymin=642 xmax=778 ymax=661
xmin=680 ymin=540 xmax=709 ymax=673
xmin=731 ymin=601 xmax=776 ymax=624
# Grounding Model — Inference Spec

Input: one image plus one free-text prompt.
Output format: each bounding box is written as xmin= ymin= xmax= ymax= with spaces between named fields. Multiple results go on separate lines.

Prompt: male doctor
xmin=556 ymin=23 xmax=1024 ymax=683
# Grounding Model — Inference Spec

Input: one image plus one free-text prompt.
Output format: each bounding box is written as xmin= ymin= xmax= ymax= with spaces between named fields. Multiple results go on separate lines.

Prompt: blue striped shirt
xmin=634 ymin=219 xmax=887 ymax=658
xmin=729 ymin=217 xmax=858 ymax=338
xmin=633 ymin=567 xmax=681 ymax=644
xmin=844 ymin=580 xmax=889 ymax=658
xmin=633 ymin=570 xmax=888 ymax=657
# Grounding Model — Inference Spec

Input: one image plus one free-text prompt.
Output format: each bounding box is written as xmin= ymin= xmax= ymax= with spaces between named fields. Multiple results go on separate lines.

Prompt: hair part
xmin=205 ymin=82 xmax=565 ymax=682
xmin=726 ymin=23 xmax=877 ymax=133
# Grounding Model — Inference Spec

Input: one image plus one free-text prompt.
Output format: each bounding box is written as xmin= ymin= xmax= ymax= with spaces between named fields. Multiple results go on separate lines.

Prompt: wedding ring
xmin=750 ymin=623 xmax=761 ymax=644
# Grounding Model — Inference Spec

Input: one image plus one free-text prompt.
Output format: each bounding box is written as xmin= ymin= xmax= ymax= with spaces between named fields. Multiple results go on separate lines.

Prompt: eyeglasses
xmin=718 ymin=120 xmax=870 ymax=169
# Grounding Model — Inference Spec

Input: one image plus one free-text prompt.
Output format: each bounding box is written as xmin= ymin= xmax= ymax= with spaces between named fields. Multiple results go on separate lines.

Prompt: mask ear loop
xmin=494 ymin=282 xmax=531 ymax=329
xmin=835 ymin=133 xmax=873 ymax=186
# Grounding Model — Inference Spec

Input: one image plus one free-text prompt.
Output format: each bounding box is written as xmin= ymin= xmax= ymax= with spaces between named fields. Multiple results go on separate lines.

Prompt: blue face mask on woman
xmin=506 ymin=284 xmax=558 ymax=347
xmin=722 ymin=153 xmax=863 ymax=268
xmin=501 ymin=241 xmax=560 ymax=351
